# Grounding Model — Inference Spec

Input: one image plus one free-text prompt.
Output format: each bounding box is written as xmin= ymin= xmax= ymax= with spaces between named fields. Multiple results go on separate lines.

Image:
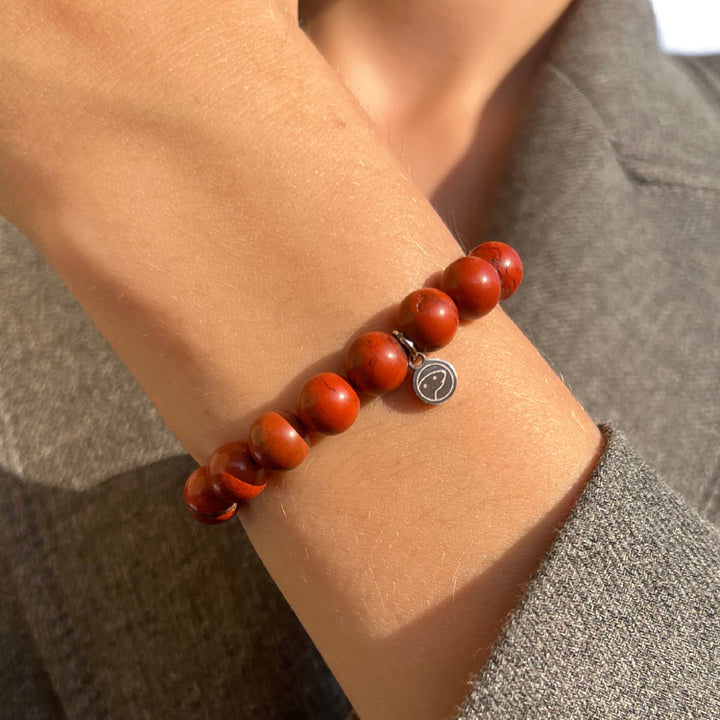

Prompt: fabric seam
xmin=547 ymin=63 xmax=720 ymax=193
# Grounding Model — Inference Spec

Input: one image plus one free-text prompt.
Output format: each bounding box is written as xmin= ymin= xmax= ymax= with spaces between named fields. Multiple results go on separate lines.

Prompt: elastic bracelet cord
xmin=183 ymin=241 xmax=522 ymax=524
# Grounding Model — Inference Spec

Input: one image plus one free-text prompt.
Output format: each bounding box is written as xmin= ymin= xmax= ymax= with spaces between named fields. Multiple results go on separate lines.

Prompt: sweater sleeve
xmin=449 ymin=421 xmax=720 ymax=719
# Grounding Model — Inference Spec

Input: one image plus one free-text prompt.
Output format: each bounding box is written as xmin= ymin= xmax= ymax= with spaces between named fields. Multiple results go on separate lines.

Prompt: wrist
xmin=239 ymin=304 xmax=603 ymax=720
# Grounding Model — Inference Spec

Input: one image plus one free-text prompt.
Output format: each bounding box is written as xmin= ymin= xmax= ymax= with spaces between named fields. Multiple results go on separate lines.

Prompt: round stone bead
xmin=248 ymin=411 xmax=310 ymax=471
xmin=396 ymin=287 xmax=459 ymax=352
xmin=469 ymin=241 xmax=523 ymax=300
xmin=441 ymin=256 xmax=501 ymax=320
xmin=344 ymin=331 xmax=408 ymax=395
xmin=296 ymin=372 xmax=360 ymax=435
xmin=183 ymin=466 xmax=237 ymax=525
xmin=207 ymin=441 xmax=269 ymax=505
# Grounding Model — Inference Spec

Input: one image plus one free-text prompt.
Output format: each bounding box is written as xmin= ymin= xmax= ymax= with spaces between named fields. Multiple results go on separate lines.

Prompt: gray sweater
xmin=0 ymin=0 xmax=718 ymax=717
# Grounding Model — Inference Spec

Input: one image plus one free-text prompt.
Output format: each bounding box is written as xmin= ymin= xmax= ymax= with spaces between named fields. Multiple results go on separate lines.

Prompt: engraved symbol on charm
xmin=392 ymin=330 xmax=458 ymax=405
xmin=413 ymin=359 xmax=457 ymax=404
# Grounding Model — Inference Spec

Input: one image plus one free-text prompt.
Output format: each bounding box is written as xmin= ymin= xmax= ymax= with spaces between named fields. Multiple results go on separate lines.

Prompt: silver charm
xmin=392 ymin=330 xmax=457 ymax=405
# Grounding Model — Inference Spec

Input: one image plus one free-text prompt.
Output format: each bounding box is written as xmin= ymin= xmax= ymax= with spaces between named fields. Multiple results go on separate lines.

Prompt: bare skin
xmin=301 ymin=0 xmax=574 ymax=243
xmin=0 ymin=2 xmax=602 ymax=719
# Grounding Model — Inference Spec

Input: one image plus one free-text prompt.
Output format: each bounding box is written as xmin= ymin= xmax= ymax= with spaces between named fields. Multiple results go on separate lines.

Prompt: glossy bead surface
xmin=469 ymin=241 xmax=523 ymax=300
xmin=441 ymin=256 xmax=501 ymax=319
xmin=208 ymin=441 xmax=269 ymax=504
xmin=396 ymin=288 xmax=459 ymax=352
xmin=249 ymin=411 xmax=310 ymax=471
xmin=296 ymin=372 xmax=360 ymax=435
xmin=184 ymin=466 xmax=237 ymax=524
xmin=344 ymin=331 xmax=408 ymax=395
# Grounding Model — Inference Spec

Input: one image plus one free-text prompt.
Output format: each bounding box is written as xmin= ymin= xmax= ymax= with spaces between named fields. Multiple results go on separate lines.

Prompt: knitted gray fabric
xmin=0 ymin=0 xmax=719 ymax=718
xmin=456 ymin=423 xmax=720 ymax=719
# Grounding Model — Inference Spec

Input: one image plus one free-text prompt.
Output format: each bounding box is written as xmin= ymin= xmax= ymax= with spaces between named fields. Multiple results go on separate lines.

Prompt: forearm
xmin=1 ymin=6 xmax=603 ymax=719
xmin=1 ymin=0 xmax=460 ymax=460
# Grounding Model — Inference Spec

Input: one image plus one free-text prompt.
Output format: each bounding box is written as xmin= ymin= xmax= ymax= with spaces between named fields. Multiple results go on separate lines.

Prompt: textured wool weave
xmin=1 ymin=0 xmax=719 ymax=717
xmin=456 ymin=423 xmax=720 ymax=719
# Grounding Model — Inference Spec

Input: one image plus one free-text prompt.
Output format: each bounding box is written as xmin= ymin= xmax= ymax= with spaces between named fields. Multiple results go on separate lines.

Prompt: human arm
xmin=0 ymin=2 xmax=603 ymax=718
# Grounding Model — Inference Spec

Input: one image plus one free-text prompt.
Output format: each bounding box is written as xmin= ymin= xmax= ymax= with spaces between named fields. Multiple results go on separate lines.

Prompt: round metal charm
xmin=392 ymin=330 xmax=458 ymax=405
xmin=412 ymin=358 xmax=457 ymax=404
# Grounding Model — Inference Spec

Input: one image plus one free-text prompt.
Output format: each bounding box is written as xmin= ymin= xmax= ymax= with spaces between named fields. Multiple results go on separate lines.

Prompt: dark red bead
xmin=183 ymin=466 xmax=237 ymax=524
xmin=441 ymin=256 xmax=501 ymax=319
xmin=469 ymin=241 xmax=523 ymax=300
xmin=344 ymin=331 xmax=408 ymax=395
xmin=208 ymin=441 xmax=269 ymax=504
xmin=296 ymin=372 xmax=360 ymax=435
xmin=396 ymin=287 xmax=459 ymax=351
xmin=248 ymin=411 xmax=310 ymax=470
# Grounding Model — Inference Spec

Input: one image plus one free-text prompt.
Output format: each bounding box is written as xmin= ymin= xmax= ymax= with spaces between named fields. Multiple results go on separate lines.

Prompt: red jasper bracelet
xmin=183 ymin=241 xmax=522 ymax=524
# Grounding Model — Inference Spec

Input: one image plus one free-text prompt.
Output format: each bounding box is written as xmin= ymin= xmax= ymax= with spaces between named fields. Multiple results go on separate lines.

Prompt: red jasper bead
xmin=183 ymin=466 xmax=237 ymax=525
xmin=207 ymin=441 xmax=269 ymax=505
xmin=469 ymin=241 xmax=523 ymax=300
xmin=248 ymin=411 xmax=310 ymax=471
xmin=396 ymin=287 xmax=459 ymax=351
xmin=296 ymin=372 xmax=360 ymax=435
xmin=441 ymin=256 xmax=501 ymax=320
xmin=344 ymin=331 xmax=408 ymax=395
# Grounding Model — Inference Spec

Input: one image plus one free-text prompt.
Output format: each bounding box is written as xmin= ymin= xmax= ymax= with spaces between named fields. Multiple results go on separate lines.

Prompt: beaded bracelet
xmin=183 ymin=241 xmax=522 ymax=524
